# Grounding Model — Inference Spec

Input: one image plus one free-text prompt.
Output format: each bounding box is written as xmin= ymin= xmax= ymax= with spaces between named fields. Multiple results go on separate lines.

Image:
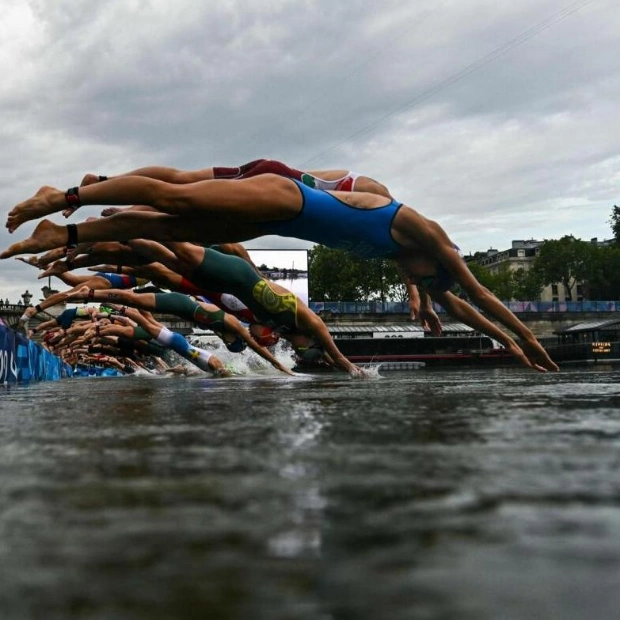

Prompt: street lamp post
xmin=22 ymin=290 xmax=32 ymax=307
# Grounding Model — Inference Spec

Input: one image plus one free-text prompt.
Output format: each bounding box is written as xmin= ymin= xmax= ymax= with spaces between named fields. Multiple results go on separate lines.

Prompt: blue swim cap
xmin=225 ymin=336 xmax=247 ymax=353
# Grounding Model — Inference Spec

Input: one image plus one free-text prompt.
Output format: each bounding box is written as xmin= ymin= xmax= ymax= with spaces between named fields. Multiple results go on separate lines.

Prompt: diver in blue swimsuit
xmin=4 ymin=172 xmax=559 ymax=372
xmin=267 ymin=180 xmax=403 ymax=259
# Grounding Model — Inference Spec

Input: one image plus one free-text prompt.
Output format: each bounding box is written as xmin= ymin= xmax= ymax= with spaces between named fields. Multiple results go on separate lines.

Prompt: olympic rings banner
xmin=0 ymin=324 xmax=72 ymax=384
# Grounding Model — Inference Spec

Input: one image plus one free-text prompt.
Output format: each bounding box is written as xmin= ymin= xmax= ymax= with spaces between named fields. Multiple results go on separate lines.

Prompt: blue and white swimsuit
xmin=264 ymin=180 xmax=403 ymax=259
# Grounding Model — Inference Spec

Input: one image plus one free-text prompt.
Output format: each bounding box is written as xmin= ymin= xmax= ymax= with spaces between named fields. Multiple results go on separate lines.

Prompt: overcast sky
xmin=1 ymin=0 xmax=618 ymax=303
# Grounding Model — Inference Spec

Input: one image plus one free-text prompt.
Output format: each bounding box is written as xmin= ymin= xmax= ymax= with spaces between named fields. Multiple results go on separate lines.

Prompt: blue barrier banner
xmin=308 ymin=300 xmax=620 ymax=315
xmin=0 ymin=325 xmax=72 ymax=384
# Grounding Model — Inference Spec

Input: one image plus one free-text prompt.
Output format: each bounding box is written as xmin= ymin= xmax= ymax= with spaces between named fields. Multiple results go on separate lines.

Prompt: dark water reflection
xmin=1 ymin=367 xmax=620 ymax=619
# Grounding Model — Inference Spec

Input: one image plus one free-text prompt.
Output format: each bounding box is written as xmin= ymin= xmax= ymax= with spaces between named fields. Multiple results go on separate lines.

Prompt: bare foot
xmin=6 ymin=187 xmax=64 ymax=233
xmin=38 ymin=260 xmax=70 ymax=279
xmin=65 ymin=285 xmax=92 ymax=302
xmin=15 ymin=256 xmax=43 ymax=268
xmin=80 ymin=173 xmax=100 ymax=187
xmin=101 ymin=207 xmax=124 ymax=217
xmin=1 ymin=219 xmax=67 ymax=258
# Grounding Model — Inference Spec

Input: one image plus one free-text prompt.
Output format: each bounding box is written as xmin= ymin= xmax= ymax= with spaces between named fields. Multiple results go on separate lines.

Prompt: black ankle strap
xmin=66 ymin=224 xmax=78 ymax=249
xmin=65 ymin=187 xmax=81 ymax=212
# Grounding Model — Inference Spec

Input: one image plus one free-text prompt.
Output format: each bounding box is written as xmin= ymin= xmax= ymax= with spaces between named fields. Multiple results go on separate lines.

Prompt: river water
xmin=1 ymin=365 xmax=620 ymax=619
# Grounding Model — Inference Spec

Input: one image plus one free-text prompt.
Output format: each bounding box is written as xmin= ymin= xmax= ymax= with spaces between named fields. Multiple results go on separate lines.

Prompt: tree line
xmin=307 ymin=206 xmax=620 ymax=302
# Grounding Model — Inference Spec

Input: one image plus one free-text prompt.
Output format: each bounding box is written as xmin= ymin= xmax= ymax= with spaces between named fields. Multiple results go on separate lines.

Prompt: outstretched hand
xmin=506 ymin=339 xmax=559 ymax=372
xmin=349 ymin=365 xmax=372 ymax=379
xmin=520 ymin=338 xmax=560 ymax=372
xmin=418 ymin=307 xmax=442 ymax=336
xmin=408 ymin=295 xmax=420 ymax=322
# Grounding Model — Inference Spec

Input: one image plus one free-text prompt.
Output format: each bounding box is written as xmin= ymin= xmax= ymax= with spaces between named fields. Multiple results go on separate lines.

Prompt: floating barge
xmin=326 ymin=323 xmax=515 ymax=367
xmin=546 ymin=317 xmax=620 ymax=364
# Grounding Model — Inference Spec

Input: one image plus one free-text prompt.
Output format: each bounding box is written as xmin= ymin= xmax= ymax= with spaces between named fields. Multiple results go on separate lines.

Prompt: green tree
xmin=308 ymin=246 xmax=361 ymax=301
xmin=466 ymin=261 xmax=494 ymax=289
xmin=308 ymin=246 xmax=408 ymax=302
xmin=358 ymin=258 xmax=407 ymax=302
xmin=488 ymin=263 xmax=514 ymax=301
xmin=533 ymin=236 xmax=595 ymax=301
xmin=511 ymin=267 xmax=543 ymax=301
xmin=466 ymin=260 xmax=543 ymax=301
xmin=608 ymin=205 xmax=620 ymax=244
xmin=466 ymin=261 xmax=514 ymax=300
xmin=587 ymin=245 xmax=620 ymax=299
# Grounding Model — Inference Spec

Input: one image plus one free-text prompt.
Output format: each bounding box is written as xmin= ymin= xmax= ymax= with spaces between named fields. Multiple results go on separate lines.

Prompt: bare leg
xmin=101 ymin=166 xmax=217 ymax=184
xmin=125 ymin=240 xmax=202 ymax=279
xmin=2 ymin=213 xmax=184 ymax=258
xmin=6 ymin=174 xmax=302 ymax=234
xmin=49 ymin=270 xmax=99 ymax=288
xmin=163 ymin=241 xmax=204 ymax=271
xmin=21 ymin=274 xmax=110 ymax=320
xmin=126 ymin=239 xmax=183 ymax=268
xmin=67 ymin=286 xmax=155 ymax=310
xmin=73 ymin=174 xmax=302 ymax=217
xmin=38 ymin=246 xmax=78 ymax=265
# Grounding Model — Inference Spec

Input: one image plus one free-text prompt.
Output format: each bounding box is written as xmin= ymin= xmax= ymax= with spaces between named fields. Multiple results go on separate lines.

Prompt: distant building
xmin=467 ymin=238 xmax=616 ymax=302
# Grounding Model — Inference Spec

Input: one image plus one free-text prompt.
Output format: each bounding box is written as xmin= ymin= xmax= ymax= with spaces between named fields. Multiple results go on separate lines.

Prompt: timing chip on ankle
xmin=64 ymin=187 xmax=81 ymax=212
xmin=66 ymin=223 xmax=79 ymax=249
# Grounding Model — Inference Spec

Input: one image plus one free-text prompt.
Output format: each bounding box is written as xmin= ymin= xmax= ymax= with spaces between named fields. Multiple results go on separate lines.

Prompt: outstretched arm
xmin=297 ymin=307 xmax=366 ymax=377
xmin=406 ymin=215 xmax=558 ymax=372
xmin=395 ymin=262 xmax=426 ymax=325
xmin=432 ymin=291 xmax=558 ymax=372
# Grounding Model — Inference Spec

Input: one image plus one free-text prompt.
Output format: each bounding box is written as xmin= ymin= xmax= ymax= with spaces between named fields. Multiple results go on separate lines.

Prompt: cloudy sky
xmin=1 ymin=0 xmax=618 ymax=303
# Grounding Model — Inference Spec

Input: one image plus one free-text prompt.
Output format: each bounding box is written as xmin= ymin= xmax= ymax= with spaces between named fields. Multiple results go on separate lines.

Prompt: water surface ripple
xmin=1 ymin=367 xmax=620 ymax=619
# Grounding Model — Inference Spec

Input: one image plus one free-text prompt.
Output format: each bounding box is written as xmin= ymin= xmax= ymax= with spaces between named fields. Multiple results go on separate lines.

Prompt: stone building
xmin=467 ymin=239 xmax=611 ymax=302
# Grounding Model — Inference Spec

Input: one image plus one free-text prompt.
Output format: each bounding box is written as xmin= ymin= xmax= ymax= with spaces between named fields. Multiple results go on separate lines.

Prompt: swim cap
xmin=225 ymin=335 xmax=247 ymax=353
xmin=297 ymin=345 xmax=325 ymax=364
xmin=250 ymin=324 xmax=280 ymax=347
